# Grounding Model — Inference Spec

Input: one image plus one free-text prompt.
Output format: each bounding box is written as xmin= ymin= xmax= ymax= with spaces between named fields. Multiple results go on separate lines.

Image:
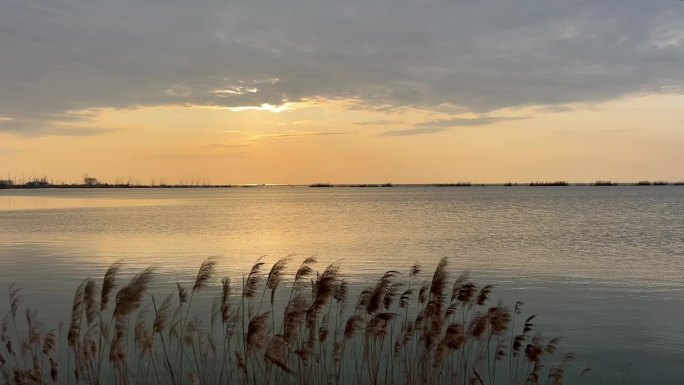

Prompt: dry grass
xmin=0 ymin=258 xmax=586 ymax=385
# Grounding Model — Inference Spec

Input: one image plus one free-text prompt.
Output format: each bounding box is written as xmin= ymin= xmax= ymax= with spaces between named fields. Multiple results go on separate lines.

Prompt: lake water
xmin=1 ymin=186 xmax=683 ymax=384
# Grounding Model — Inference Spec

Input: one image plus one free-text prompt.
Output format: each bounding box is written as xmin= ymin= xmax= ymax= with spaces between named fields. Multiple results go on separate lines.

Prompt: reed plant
xmin=1 ymin=258 xmax=586 ymax=385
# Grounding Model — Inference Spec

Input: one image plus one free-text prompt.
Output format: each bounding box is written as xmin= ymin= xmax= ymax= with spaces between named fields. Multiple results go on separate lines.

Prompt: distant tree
xmin=84 ymin=174 xmax=100 ymax=186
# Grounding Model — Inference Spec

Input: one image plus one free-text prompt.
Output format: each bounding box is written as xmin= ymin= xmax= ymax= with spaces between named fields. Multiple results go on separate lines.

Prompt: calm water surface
xmin=1 ymin=186 xmax=683 ymax=384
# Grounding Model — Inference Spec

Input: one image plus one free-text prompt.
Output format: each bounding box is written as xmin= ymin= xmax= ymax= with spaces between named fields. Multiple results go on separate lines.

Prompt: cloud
xmin=380 ymin=127 xmax=450 ymax=137
xmin=0 ymin=115 xmax=115 ymax=137
xmin=416 ymin=116 xmax=527 ymax=128
xmin=2 ymin=0 xmax=684 ymax=136
xmin=381 ymin=116 xmax=525 ymax=136
xmin=0 ymin=147 xmax=18 ymax=156
xmin=255 ymin=131 xmax=347 ymax=139
xmin=354 ymin=119 xmax=406 ymax=126
xmin=216 ymin=130 xmax=347 ymax=140
xmin=204 ymin=143 xmax=251 ymax=149
xmin=139 ymin=152 xmax=249 ymax=160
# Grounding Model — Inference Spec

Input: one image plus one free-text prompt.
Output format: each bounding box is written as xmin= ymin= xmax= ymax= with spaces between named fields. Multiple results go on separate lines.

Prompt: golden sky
xmin=1 ymin=94 xmax=683 ymax=184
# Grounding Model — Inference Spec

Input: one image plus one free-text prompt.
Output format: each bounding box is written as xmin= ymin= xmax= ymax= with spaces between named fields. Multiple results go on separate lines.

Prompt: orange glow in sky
xmin=1 ymin=94 xmax=683 ymax=184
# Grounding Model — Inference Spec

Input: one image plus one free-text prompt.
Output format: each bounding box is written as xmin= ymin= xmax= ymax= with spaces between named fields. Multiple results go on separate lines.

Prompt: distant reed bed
xmin=1 ymin=258 xmax=586 ymax=385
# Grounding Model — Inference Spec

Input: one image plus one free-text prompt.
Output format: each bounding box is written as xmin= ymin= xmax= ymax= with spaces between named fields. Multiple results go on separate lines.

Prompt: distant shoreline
xmin=2 ymin=181 xmax=684 ymax=190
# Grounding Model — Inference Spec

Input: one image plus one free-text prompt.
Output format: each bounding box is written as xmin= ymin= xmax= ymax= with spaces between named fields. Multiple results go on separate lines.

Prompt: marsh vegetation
xmin=1 ymin=258 xmax=584 ymax=385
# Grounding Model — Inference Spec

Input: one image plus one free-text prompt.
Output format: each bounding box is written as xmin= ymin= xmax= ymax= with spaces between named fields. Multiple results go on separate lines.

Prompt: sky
xmin=1 ymin=0 xmax=683 ymax=184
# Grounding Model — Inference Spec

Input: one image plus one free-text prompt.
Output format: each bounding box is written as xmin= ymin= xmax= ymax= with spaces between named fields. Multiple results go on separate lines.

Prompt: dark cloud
xmin=2 ymin=0 xmax=683 ymax=136
xmin=415 ymin=116 xmax=527 ymax=128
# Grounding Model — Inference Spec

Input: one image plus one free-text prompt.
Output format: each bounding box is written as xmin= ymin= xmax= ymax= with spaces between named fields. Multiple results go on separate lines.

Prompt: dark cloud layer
xmin=2 ymin=0 xmax=683 ymax=135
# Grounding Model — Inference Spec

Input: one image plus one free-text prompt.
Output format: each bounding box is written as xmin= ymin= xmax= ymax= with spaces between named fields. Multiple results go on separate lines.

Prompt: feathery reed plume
xmin=134 ymin=307 xmax=153 ymax=355
xmin=394 ymin=321 xmax=414 ymax=354
xmin=294 ymin=339 xmax=314 ymax=365
xmin=344 ymin=315 xmax=364 ymax=339
xmin=470 ymin=313 xmax=488 ymax=338
xmin=488 ymin=306 xmax=511 ymax=336
xmin=100 ymin=261 xmax=122 ymax=311
xmin=528 ymin=365 xmax=541 ymax=384
xmin=444 ymin=322 xmax=465 ymax=349
xmin=283 ymin=295 xmax=308 ymax=344
xmin=514 ymin=300 xmax=524 ymax=315
xmin=83 ymin=279 xmax=98 ymax=326
xmin=183 ymin=319 xmax=199 ymax=347
xmin=266 ymin=256 xmax=291 ymax=302
xmin=319 ymin=323 xmax=329 ymax=343
xmin=456 ymin=282 xmax=477 ymax=304
xmin=25 ymin=309 xmax=40 ymax=347
xmin=434 ymin=342 xmax=448 ymax=368
xmin=435 ymin=324 xmax=467 ymax=368
xmin=49 ymin=358 xmax=58 ymax=384
xmin=525 ymin=335 xmax=544 ymax=364
xmin=355 ymin=288 xmax=371 ymax=313
xmin=42 ymin=330 xmax=57 ymax=356
xmin=418 ymin=281 xmax=429 ymax=304
xmin=8 ymin=283 xmax=21 ymax=321
xmin=153 ymin=294 xmax=173 ymax=333
xmin=365 ymin=313 xmax=396 ymax=338
xmin=151 ymin=294 xmax=177 ymax=385
xmin=496 ymin=340 xmax=507 ymax=360
xmin=4 ymin=339 xmax=14 ymax=356
xmin=451 ymin=271 xmax=470 ymax=301
xmin=244 ymin=259 xmax=266 ymax=298
xmin=177 ymin=283 xmax=188 ymax=304
xmin=334 ymin=280 xmax=348 ymax=304
xmin=189 ymin=372 xmax=200 ymax=385
xmin=429 ymin=257 xmax=449 ymax=301
xmin=580 ymin=367 xmax=591 ymax=377
xmin=179 ymin=260 xmax=211 ymax=385
xmin=414 ymin=309 xmax=425 ymax=331
xmin=246 ymin=312 xmax=270 ymax=354
xmin=193 ymin=258 xmax=217 ymax=292
xmin=110 ymin=268 xmax=155 ymax=373
xmin=445 ymin=302 xmax=459 ymax=318
xmin=476 ymin=285 xmax=493 ymax=306
xmin=383 ymin=283 xmax=401 ymax=310
xmin=13 ymin=370 xmax=41 ymax=385
xmin=68 ymin=280 xmax=86 ymax=348
xmin=294 ymin=257 xmax=317 ymax=285
xmin=513 ymin=334 xmax=526 ymax=355
xmin=545 ymin=337 xmax=561 ymax=355
xmin=421 ymin=259 xmax=449 ymax=350
xmin=312 ymin=262 xmax=341 ymax=310
xmin=524 ymin=315 xmax=536 ymax=334
xmin=220 ymin=277 xmax=231 ymax=323
xmin=235 ymin=351 xmax=246 ymax=373
xmin=367 ymin=271 xmax=399 ymax=315
xmin=399 ymin=288 xmax=413 ymax=309
xmin=411 ymin=263 xmax=422 ymax=277
xmin=264 ymin=335 xmax=292 ymax=373
xmin=549 ymin=353 xmax=575 ymax=385
xmin=114 ymin=267 xmax=154 ymax=317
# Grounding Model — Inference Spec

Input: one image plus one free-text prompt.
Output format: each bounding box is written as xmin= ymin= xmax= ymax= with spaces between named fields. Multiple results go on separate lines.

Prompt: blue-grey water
xmin=0 ymin=186 xmax=683 ymax=384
